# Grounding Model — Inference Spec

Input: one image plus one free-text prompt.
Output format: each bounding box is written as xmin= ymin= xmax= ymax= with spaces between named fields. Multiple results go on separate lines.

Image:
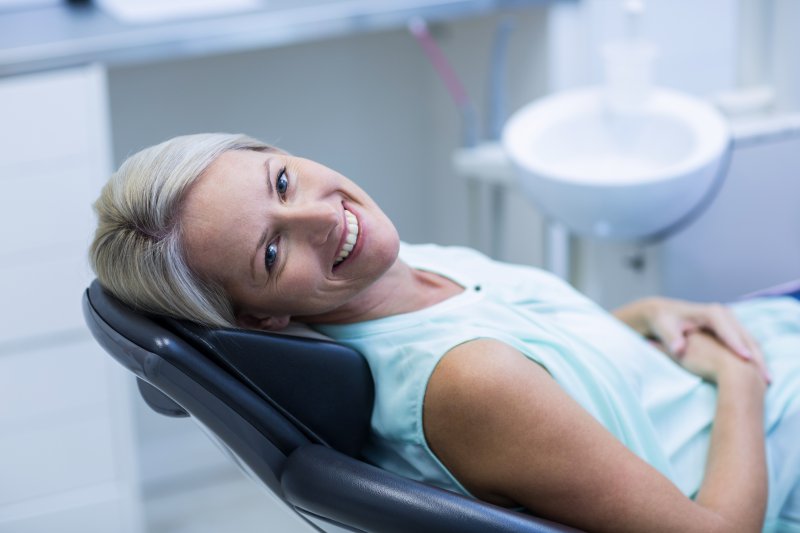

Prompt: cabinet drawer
xmin=0 ymin=251 xmax=92 ymax=343
xmin=0 ymin=413 xmax=116 ymax=506
xmin=0 ymin=67 xmax=103 ymax=172
xmin=0 ymin=339 xmax=110 ymax=427
xmin=0 ymin=494 xmax=129 ymax=533
xmin=0 ymin=164 xmax=98 ymax=260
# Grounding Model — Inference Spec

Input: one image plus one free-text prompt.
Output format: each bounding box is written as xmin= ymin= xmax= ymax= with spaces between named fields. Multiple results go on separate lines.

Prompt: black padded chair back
xmin=83 ymin=279 xmax=577 ymax=533
xmin=83 ymin=280 xmax=373 ymax=490
xmin=161 ymin=317 xmax=374 ymax=456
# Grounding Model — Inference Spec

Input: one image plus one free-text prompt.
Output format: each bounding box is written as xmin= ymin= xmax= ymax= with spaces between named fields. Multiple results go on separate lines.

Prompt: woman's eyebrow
xmin=250 ymin=158 xmax=274 ymax=281
xmin=263 ymin=157 xmax=274 ymax=196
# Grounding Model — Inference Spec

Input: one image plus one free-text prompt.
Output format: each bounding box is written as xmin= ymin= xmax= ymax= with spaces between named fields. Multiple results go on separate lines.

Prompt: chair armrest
xmin=281 ymin=445 xmax=580 ymax=533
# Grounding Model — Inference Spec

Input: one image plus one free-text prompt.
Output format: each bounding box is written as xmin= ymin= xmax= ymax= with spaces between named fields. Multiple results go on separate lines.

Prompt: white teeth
xmin=334 ymin=209 xmax=359 ymax=266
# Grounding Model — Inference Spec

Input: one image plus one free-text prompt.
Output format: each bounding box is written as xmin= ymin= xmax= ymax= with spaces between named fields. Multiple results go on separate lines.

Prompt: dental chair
xmin=82 ymin=279 xmax=577 ymax=533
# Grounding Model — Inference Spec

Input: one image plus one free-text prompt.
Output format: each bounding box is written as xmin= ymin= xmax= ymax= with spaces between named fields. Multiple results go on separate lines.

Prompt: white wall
xmin=109 ymin=8 xmax=553 ymax=271
xmin=768 ymin=0 xmax=800 ymax=112
xmin=108 ymin=28 xmax=438 ymax=245
xmin=422 ymin=9 xmax=550 ymax=266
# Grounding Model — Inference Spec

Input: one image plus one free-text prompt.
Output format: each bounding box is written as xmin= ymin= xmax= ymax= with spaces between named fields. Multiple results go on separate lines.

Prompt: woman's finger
xmin=705 ymin=304 xmax=771 ymax=384
xmin=699 ymin=304 xmax=753 ymax=361
xmin=648 ymin=312 xmax=690 ymax=356
xmin=739 ymin=326 xmax=771 ymax=384
xmin=752 ymin=346 xmax=771 ymax=384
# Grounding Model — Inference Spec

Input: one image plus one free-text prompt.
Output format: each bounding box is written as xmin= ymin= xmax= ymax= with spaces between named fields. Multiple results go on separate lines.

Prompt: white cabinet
xmin=0 ymin=65 xmax=143 ymax=533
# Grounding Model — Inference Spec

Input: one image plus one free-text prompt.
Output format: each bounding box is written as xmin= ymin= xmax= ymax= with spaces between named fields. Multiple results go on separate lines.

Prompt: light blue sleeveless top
xmin=314 ymin=243 xmax=800 ymax=530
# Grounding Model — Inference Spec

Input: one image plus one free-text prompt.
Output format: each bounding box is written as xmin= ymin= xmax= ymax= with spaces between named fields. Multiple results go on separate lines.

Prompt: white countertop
xmin=0 ymin=0 xmax=565 ymax=76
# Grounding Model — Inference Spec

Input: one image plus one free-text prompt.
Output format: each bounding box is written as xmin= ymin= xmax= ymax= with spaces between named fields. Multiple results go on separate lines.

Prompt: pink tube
xmin=407 ymin=17 xmax=471 ymax=109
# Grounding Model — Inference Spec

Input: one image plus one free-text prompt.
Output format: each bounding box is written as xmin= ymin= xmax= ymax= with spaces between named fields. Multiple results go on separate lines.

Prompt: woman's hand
xmin=613 ymin=297 xmax=771 ymax=383
xmin=678 ymin=330 xmax=768 ymax=388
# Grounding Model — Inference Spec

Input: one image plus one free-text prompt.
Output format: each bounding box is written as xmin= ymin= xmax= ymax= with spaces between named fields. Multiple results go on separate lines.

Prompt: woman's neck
xmin=306 ymin=258 xmax=464 ymax=325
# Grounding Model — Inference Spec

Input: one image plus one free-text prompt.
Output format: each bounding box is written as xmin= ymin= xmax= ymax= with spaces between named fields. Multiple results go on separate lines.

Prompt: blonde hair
xmin=90 ymin=133 xmax=276 ymax=328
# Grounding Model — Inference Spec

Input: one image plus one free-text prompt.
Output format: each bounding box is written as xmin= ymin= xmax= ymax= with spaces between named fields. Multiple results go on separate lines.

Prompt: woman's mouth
xmin=334 ymin=208 xmax=359 ymax=267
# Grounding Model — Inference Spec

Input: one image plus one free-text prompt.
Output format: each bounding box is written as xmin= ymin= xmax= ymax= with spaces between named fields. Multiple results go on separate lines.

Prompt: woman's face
xmin=181 ymin=149 xmax=400 ymax=329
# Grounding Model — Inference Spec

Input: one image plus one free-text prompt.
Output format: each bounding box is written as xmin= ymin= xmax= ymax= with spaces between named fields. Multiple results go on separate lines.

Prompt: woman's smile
xmin=334 ymin=207 xmax=360 ymax=269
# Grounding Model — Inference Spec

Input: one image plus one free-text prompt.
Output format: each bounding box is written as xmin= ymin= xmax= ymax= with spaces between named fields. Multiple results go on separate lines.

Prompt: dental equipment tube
xmin=408 ymin=17 xmax=480 ymax=147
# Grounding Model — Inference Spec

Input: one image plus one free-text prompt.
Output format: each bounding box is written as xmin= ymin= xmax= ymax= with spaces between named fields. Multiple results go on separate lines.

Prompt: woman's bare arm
xmin=423 ymin=335 xmax=766 ymax=533
xmin=678 ymin=332 xmax=767 ymax=532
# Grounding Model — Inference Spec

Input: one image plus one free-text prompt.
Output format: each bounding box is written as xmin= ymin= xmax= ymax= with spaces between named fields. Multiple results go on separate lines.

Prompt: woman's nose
xmin=286 ymin=202 xmax=340 ymax=245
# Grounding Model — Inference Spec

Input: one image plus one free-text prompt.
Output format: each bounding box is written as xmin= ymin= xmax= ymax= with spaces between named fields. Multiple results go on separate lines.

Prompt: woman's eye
xmin=265 ymin=242 xmax=278 ymax=270
xmin=276 ymin=168 xmax=289 ymax=196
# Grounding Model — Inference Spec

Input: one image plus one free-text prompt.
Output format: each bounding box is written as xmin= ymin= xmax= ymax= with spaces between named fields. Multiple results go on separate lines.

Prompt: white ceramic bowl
xmin=502 ymin=87 xmax=730 ymax=240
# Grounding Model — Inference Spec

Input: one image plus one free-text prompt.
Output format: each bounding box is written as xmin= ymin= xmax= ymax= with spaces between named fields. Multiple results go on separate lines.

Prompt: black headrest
xmin=165 ymin=318 xmax=374 ymax=456
xmin=85 ymin=280 xmax=374 ymax=457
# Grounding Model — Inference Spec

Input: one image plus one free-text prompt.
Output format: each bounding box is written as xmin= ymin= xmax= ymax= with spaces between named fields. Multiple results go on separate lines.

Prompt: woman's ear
xmin=235 ymin=313 xmax=291 ymax=331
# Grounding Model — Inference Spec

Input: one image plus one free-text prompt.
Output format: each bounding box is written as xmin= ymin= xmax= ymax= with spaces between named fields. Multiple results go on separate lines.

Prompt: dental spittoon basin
xmin=503 ymin=87 xmax=730 ymax=240
xmin=503 ymin=0 xmax=730 ymax=241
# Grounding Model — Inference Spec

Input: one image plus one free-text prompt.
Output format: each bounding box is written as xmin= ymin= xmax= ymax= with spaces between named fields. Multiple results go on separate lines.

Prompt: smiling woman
xmin=89 ymin=133 xmax=423 ymax=331
xmin=90 ymin=132 xmax=800 ymax=533
xmin=177 ymin=144 xmax=401 ymax=329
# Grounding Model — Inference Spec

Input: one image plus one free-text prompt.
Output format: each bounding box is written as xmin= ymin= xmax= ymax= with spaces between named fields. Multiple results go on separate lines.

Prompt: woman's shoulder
xmin=422 ymin=338 xmax=560 ymax=503
xmin=430 ymin=338 xmax=546 ymax=396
